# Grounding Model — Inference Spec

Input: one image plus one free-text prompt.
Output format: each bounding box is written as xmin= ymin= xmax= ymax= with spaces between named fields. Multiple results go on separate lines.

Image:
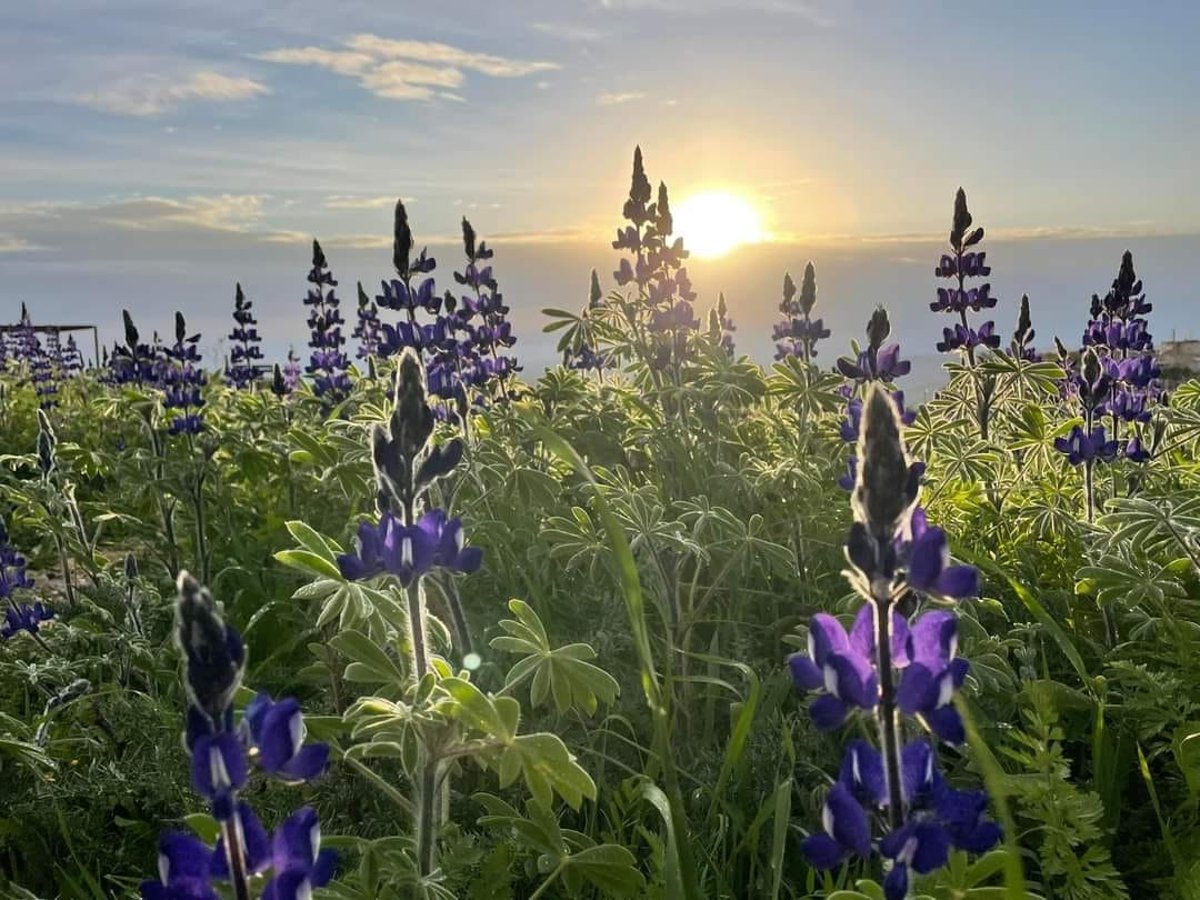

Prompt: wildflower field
xmin=2 ymin=149 xmax=1199 ymax=900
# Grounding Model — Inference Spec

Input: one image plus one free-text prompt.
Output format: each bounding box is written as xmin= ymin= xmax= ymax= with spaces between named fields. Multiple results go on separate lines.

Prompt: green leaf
xmin=274 ymin=548 xmax=344 ymax=581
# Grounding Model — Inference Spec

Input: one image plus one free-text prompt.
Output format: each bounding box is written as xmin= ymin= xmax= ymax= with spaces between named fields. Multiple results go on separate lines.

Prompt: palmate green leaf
xmin=491 ymin=598 xmax=619 ymax=716
xmin=330 ymin=629 xmax=406 ymax=685
xmin=274 ymin=548 xmax=344 ymax=582
xmin=498 ymin=732 xmax=597 ymax=810
xmin=563 ymin=844 xmax=645 ymax=897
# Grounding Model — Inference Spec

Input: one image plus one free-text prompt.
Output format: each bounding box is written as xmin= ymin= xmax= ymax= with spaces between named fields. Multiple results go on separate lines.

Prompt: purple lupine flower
xmin=805 ymin=739 xmax=1000 ymax=900
xmin=160 ymin=312 xmax=206 ymax=435
xmin=903 ymin=509 xmax=980 ymax=600
xmin=795 ymin=386 xmax=997 ymax=894
xmin=152 ymin=573 xmax=334 ymax=899
xmin=837 ymin=308 xmax=911 ymax=384
xmin=0 ymin=519 xmax=35 ymax=601
xmin=610 ymin=149 xmax=696 ymax=375
xmin=336 ymin=513 xmax=437 ymax=586
xmin=304 ymin=240 xmax=351 ymax=405
xmin=140 ymin=832 xmax=218 ymax=900
xmin=111 ymin=310 xmax=159 ymax=386
xmin=773 ymin=263 xmax=829 ymax=361
xmin=1 ymin=601 xmax=54 ymax=640
xmin=352 ymin=281 xmax=383 ymax=361
xmin=931 ymin=188 xmax=997 ymax=365
xmin=243 ymin=693 xmax=330 ymax=783
xmin=787 ymin=605 xmax=911 ymax=730
xmin=260 ymin=807 xmax=338 ymax=900
xmin=226 ymin=283 xmax=263 ymax=389
xmin=896 ymin=610 xmax=969 ymax=743
xmin=1054 ymin=424 xmax=1118 ymax=466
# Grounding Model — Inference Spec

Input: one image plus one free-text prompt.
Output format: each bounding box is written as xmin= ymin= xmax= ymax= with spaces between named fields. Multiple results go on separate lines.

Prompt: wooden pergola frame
xmin=0 ymin=323 xmax=100 ymax=367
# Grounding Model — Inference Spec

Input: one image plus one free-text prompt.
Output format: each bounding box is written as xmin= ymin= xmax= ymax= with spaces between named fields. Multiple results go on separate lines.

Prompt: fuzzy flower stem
xmin=405 ymin=579 xmax=430 ymax=681
xmin=221 ymin=813 xmax=252 ymax=900
xmin=872 ymin=585 xmax=905 ymax=830
xmin=415 ymin=748 xmax=440 ymax=878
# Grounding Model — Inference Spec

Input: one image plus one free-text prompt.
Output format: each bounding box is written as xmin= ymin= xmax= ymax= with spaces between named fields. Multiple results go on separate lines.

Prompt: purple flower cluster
xmin=1011 ymin=294 xmax=1040 ymax=362
xmin=304 ymin=240 xmax=351 ymax=404
xmin=0 ymin=519 xmax=49 ymax=642
xmin=226 ymin=283 xmax=263 ymax=389
xmin=566 ymin=270 xmax=612 ymax=375
xmin=931 ymin=189 xmax=999 ymax=358
xmin=789 ymin=388 xmax=998 ymax=899
xmin=1067 ymin=251 xmax=1163 ymax=465
xmin=612 ymin=147 xmax=697 ymax=372
xmin=773 ymin=263 xmax=829 ymax=362
xmin=110 ymin=310 xmax=159 ymax=387
xmin=145 ymin=574 xmax=335 ymax=900
xmin=713 ymin=292 xmax=736 ymax=356
xmin=337 ymin=349 xmax=482 ymax=588
xmin=352 ymin=281 xmax=383 ymax=360
xmin=160 ymin=312 xmax=206 ymax=436
xmin=376 ymin=205 xmax=518 ymax=414
xmin=836 ymin=308 xmax=914 ymax=491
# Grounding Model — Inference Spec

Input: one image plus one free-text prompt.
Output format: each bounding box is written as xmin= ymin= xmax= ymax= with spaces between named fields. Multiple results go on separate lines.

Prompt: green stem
xmin=528 ymin=862 xmax=565 ymax=900
xmin=414 ymin=750 xmax=440 ymax=878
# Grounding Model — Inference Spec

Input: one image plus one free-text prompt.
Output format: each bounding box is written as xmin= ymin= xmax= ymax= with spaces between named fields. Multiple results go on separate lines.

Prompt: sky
xmin=1 ymin=0 xmax=1198 ymax=382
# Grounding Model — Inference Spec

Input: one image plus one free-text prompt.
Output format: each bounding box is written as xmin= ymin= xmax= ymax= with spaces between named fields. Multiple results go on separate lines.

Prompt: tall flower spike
xmin=175 ymin=572 xmax=244 ymax=729
xmin=853 ymin=387 xmax=921 ymax=542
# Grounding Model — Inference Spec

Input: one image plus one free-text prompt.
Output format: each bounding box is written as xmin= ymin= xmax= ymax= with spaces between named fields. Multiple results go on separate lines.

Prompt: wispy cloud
xmin=0 ymin=234 xmax=42 ymax=253
xmin=531 ymin=21 xmax=607 ymax=42
xmin=98 ymin=194 xmax=267 ymax=232
xmin=77 ymin=72 xmax=270 ymax=117
xmin=596 ymin=0 xmax=835 ymax=25
xmin=323 ymin=195 xmax=408 ymax=209
xmin=256 ymin=34 xmax=558 ymax=102
xmin=597 ymin=91 xmax=646 ymax=105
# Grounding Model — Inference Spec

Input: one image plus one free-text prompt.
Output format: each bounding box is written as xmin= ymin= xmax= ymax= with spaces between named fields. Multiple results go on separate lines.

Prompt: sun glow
xmin=672 ymin=191 xmax=764 ymax=259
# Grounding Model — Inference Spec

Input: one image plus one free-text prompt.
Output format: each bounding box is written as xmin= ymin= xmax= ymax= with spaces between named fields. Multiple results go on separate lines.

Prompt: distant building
xmin=1160 ymin=338 xmax=1200 ymax=386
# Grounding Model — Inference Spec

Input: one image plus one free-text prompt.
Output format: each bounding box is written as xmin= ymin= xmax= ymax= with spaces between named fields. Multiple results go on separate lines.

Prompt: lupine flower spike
xmin=789 ymin=387 xmax=998 ymax=899
xmin=144 ymin=573 xmax=334 ymax=900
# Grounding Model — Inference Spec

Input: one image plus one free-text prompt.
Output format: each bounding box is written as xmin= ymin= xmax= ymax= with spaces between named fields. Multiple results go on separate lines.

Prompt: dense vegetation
xmin=1 ymin=149 xmax=1198 ymax=900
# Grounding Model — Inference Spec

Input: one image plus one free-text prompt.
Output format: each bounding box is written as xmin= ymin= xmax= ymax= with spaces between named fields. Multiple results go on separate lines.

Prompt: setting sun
xmin=672 ymin=191 xmax=764 ymax=258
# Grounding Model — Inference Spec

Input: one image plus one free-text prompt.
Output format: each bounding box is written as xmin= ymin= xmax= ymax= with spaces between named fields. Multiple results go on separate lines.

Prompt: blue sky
xmin=2 ymin=0 xmax=1198 ymax=371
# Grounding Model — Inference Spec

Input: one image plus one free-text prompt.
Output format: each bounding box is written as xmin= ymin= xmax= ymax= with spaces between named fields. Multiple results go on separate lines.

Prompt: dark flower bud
xmin=122 ymin=309 xmax=139 ymax=349
xmin=416 ymin=438 xmax=464 ymax=487
xmin=629 ymin=146 xmax=652 ymax=204
xmin=357 ymin=281 xmax=370 ymax=309
xmin=175 ymin=571 xmax=245 ymax=727
xmin=782 ymin=272 xmax=797 ymax=305
xmin=391 ymin=348 xmax=435 ymax=461
xmin=1116 ymin=250 xmax=1136 ymax=296
xmin=1081 ymin=347 xmax=1102 ymax=387
xmin=1089 ymin=293 xmax=1102 ymax=319
xmin=845 ymin=522 xmax=879 ymax=578
xmin=799 ymin=261 xmax=817 ymax=316
xmin=271 ymin=364 xmax=287 ymax=397
xmin=963 ymin=226 xmax=984 ymax=248
xmin=1015 ymin=294 xmax=1032 ymax=340
xmin=589 ymin=269 xmax=603 ymax=309
xmin=36 ymin=410 xmax=56 ymax=476
xmin=443 ymin=290 xmax=457 ymax=314
xmin=866 ymin=307 xmax=891 ymax=351
xmin=950 ymin=187 xmax=973 ymax=249
xmin=657 ymin=182 xmax=672 ymax=235
xmin=462 ymin=217 xmax=477 ymax=260
xmin=312 ymin=238 xmax=327 ymax=271
xmin=174 ymin=311 xmax=186 ymax=344
xmin=393 ymin=200 xmax=413 ymax=278
xmin=124 ymin=552 xmax=138 ymax=581
xmin=852 ymin=387 xmax=918 ymax=540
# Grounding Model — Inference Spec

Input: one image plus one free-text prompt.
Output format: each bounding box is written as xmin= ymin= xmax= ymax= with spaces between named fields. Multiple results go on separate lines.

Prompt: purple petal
xmin=907 ymin=611 xmax=958 ymax=665
xmin=801 ymin=833 xmax=845 ymax=869
xmin=884 ymin=864 xmax=909 ymax=900
xmin=910 ymin=821 xmax=951 ymax=873
xmin=828 ymin=652 xmax=878 ymax=709
xmin=838 ymin=739 xmax=884 ymax=805
xmin=810 ymin=694 xmax=848 ymax=731
xmin=788 ymin=654 xmax=823 ymax=692
xmin=278 ymin=742 xmax=330 ymax=782
xmin=897 ymin=664 xmax=936 ymax=715
xmin=158 ymin=832 xmax=213 ymax=881
xmin=257 ymin=698 xmax=303 ymax=773
xmin=807 ymin=613 xmax=850 ymax=667
xmin=907 ymin=527 xmax=948 ymax=591
xmin=935 ymin=565 xmax=980 ymax=599
xmin=826 ymin=782 xmax=871 ymax=856
xmin=926 ymin=706 xmax=966 ymax=744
